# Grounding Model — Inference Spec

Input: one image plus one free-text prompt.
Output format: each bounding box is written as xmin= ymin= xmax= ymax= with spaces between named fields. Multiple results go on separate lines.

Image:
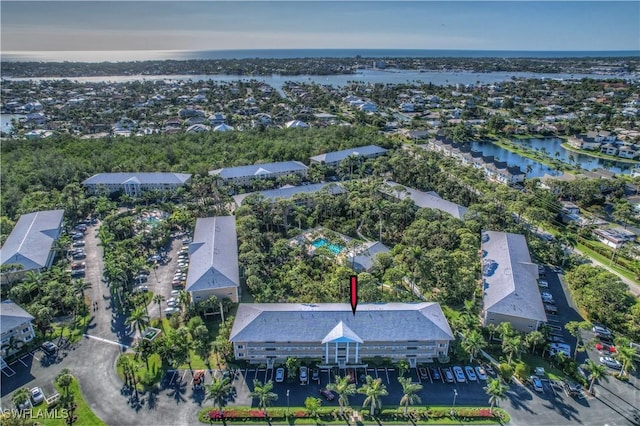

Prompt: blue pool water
xmin=311 ymin=238 xmax=344 ymax=254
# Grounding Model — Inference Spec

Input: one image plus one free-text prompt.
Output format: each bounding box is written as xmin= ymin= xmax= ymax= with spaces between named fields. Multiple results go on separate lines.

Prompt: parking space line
xmin=2 ymin=366 xmax=16 ymax=377
xmin=29 ymin=351 xmax=41 ymax=361
xmin=18 ymin=357 xmax=29 ymax=367
xmin=384 ymin=368 xmax=391 ymax=383
xmin=181 ymin=370 xmax=188 ymax=383
xmin=253 ymin=369 xmax=258 ymax=381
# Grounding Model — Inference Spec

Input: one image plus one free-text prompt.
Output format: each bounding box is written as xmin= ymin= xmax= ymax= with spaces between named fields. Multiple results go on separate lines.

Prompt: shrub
xmin=514 ymin=361 xmax=530 ymax=380
xmin=498 ymin=362 xmax=514 ymax=382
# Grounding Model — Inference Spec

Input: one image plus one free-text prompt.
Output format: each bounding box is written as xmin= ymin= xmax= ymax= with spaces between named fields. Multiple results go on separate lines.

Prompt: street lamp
xmin=286 ymin=390 xmax=290 ymax=416
xmin=450 ymin=389 xmax=458 ymax=417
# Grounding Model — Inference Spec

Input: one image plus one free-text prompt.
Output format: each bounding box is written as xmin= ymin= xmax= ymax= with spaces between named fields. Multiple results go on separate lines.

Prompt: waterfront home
xmin=568 ymin=134 xmax=602 ymax=150
xmin=186 ymin=216 xmax=239 ymax=304
xmin=309 ymin=145 xmax=388 ymax=168
xmin=600 ymin=144 xmax=618 ymax=156
xmin=82 ymin=172 xmax=192 ymax=196
xmin=213 ymin=124 xmax=235 ymax=132
xmin=229 ymin=302 xmax=454 ymax=368
xmin=0 ymin=209 xmax=64 ymax=283
xmin=210 ymin=161 xmax=308 ymax=187
xmin=481 ymin=231 xmax=547 ymax=333
xmin=1 ymin=300 xmax=35 ymax=360
xmin=618 ymin=146 xmax=638 ymax=159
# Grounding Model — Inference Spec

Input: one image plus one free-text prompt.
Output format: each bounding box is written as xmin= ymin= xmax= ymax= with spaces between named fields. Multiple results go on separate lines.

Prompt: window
xmin=265 ymin=348 xmax=276 ymax=351
xmin=438 ymin=343 xmax=446 ymax=348
xmin=22 ymin=328 xmax=29 ymax=333
xmin=237 ymin=345 xmax=244 ymax=349
xmin=238 ymin=353 xmax=244 ymax=357
xmin=407 ymin=347 xmax=417 ymax=350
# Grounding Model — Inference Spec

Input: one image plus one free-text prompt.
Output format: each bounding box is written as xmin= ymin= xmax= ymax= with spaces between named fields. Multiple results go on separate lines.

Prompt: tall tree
xmin=461 ymin=330 xmax=487 ymax=363
xmin=249 ymin=379 xmax=278 ymax=416
xmin=326 ymin=375 xmax=356 ymax=416
xmin=205 ymin=377 xmax=233 ymax=414
xmin=585 ymin=359 xmax=608 ymax=395
xmin=484 ymin=378 xmax=508 ymax=413
xmin=358 ymin=375 xmax=388 ymax=416
xmin=398 ymin=377 xmax=422 ymax=416
xmin=126 ymin=307 xmax=150 ymax=336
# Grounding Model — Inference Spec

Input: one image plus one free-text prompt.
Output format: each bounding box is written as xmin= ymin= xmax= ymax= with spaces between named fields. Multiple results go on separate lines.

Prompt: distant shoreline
xmin=2 ymin=48 xmax=640 ymax=63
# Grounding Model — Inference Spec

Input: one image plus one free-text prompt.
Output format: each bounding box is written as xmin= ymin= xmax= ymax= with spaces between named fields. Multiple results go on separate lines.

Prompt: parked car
xmin=71 ymin=269 xmax=85 ymax=278
xmin=30 ymin=387 xmax=44 ymax=405
xmin=135 ymin=275 xmax=148 ymax=283
xmin=72 ymin=241 xmax=85 ymax=248
xmin=170 ymin=290 xmax=180 ymax=297
xmin=167 ymin=300 xmax=179 ymax=308
xmin=71 ymin=262 xmax=85 ymax=270
xmin=529 ymin=375 xmax=544 ymax=392
xmin=540 ymin=292 xmax=554 ymax=303
xmin=475 ymin=366 xmax=487 ymax=381
xmin=452 ymin=366 xmax=466 ymax=383
xmin=299 ymin=366 xmax=308 ymax=382
xmin=595 ymin=342 xmax=616 ymax=354
xmin=275 ymin=368 xmax=285 ymax=383
xmin=71 ymin=233 xmax=84 ymax=241
xmin=547 ymin=335 xmax=566 ymax=343
xmin=312 ymin=368 xmax=320 ymax=381
xmin=538 ymin=280 xmax=549 ymax=288
xmin=418 ymin=367 xmax=428 ymax=380
xmin=75 ymin=224 xmax=87 ymax=232
xmin=544 ymin=304 xmax=557 ymax=314
xmin=443 ymin=367 xmax=455 ymax=383
xmin=134 ymin=285 xmax=149 ymax=293
xmin=464 ymin=366 xmax=477 ymax=381
xmin=72 ymin=252 xmax=86 ymax=260
xmin=482 ymin=363 xmax=495 ymax=375
xmin=165 ymin=307 xmax=180 ymax=316
xmin=563 ymin=380 xmax=582 ymax=396
xmin=41 ymin=341 xmax=58 ymax=354
xmin=592 ymin=325 xmax=612 ymax=339
xmin=429 ymin=367 xmax=441 ymax=381
xmin=599 ymin=356 xmax=622 ymax=370
xmin=319 ymin=389 xmax=335 ymax=401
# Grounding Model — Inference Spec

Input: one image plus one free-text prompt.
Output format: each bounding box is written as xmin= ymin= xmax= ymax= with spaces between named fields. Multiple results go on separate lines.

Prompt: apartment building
xmin=82 ymin=172 xmax=192 ymax=196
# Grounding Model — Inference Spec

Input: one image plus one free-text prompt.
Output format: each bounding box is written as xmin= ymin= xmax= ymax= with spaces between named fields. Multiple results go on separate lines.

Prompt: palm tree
xmin=126 ymin=307 xmax=149 ymax=336
xmin=205 ymin=377 xmax=233 ymax=413
xmin=585 ymin=359 xmax=608 ymax=395
xmin=486 ymin=323 xmax=498 ymax=342
xmin=615 ymin=345 xmax=638 ymax=377
xmin=12 ymin=387 xmax=31 ymax=408
xmin=55 ymin=368 xmax=73 ymax=397
xmin=462 ymin=330 xmax=487 ymax=363
xmin=326 ymin=375 xmax=356 ymax=416
xmin=72 ymin=280 xmax=92 ymax=299
xmin=249 ymin=379 xmax=278 ymax=416
xmin=153 ymin=294 xmax=165 ymax=319
xmin=398 ymin=377 xmax=422 ymax=416
xmin=525 ymin=330 xmax=546 ymax=355
xmin=484 ymin=378 xmax=508 ymax=413
xmin=358 ymin=375 xmax=388 ymax=416
xmin=498 ymin=322 xmax=515 ymax=341
xmin=502 ymin=335 xmax=525 ymax=365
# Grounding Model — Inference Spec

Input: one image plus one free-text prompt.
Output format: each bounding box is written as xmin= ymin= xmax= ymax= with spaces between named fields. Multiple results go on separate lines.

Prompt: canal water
xmin=469 ymin=138 xmax=635 ymax=177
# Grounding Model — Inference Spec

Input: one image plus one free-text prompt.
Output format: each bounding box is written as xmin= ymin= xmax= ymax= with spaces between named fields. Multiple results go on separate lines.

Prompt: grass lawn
xmin=520 ymin=353 xmax=566 ymax=382
xmin=33 ymin=377 xmax=105 ymax=426
xmin=116 ymin=353 xmax=164 ymax=391
xmin=576 ymin=242 xmax=637 ymax=282
xmin=50 ymin=310 xmax=92 ymax=344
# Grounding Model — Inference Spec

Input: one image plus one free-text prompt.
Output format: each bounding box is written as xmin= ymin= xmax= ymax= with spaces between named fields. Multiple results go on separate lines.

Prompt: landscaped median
xmin=197 ymin=406 xmax=510 ymax=424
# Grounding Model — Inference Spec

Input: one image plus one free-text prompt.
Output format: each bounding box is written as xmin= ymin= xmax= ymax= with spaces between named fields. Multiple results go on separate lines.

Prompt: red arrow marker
xmin=350 ymin=275 xmax=358 ymax=315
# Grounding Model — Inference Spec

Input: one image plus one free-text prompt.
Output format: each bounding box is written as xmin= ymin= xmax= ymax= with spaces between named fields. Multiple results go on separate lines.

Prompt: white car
xmin=452 ymin=366 xmax=466 ymax=383
xmin=538 ymin=280 xmax=549 ymax=288
xmin=165 ymin=307 xmax=181 ymax=316
xmin=540 ymin=291 xmax=553 ymax=303
xmin=275 ymin=367 xmax=285 ymax=382
xmin=170 ymin=290 xmax=180 ymax=297
xmin=30 ymin=387 xmax=44 ymax=405
xmin=167 ymin=300 xmax=179 ymax=308
xmin=599 ymin=356 xmax=622 ymax=370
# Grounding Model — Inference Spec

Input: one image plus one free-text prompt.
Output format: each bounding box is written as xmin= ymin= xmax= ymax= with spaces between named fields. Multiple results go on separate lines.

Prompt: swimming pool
xmin=311 ymin=238 xmax=345 ymax=254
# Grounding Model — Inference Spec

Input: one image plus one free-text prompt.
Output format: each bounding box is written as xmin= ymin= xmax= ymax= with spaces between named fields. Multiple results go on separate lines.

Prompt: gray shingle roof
xmin=209 ymin=161 xmax=308 ymax=180
xmin=186 ymin=216 xmax=239 ymax=292
xmin=1 ymin=300 xmax=34 ymax=334
xmin=230 ymin=303 xmax=454 ymax=343
xmin=82 ymin=172 xmax=191 ymax=185
xmin=346 ymin=241 xmax=390 ymax=272
xmin=0 ymin=209 xmax=64 ymax=271
xmin=481 ymin=231 xmax=547 ymax=323
xmin=310 ymin=145 xmax=388 ymax=164
xmin=232 ymin=182 xmax=346 ymax=206
xmin=382 ymin=181 xmax=467 ymax=219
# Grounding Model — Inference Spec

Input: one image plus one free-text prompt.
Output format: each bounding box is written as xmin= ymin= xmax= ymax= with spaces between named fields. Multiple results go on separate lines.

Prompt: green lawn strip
xmin=519 ymin=353 xmax=566 ymax=382
xmin=34 ymin=377 xmax=105 ymax=426
xmin=561 ymin=143 xmax=640 ymax=164
xmin=50 ymin=311 xmax=92 ymax=343
xmin=576 ymin=242 xmax=637 ymax=282
xmin=197 ymin=406 xmax=509 ymax=425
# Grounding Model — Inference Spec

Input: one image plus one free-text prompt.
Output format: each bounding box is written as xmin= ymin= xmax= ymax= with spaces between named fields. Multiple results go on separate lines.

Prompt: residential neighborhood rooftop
xmin=82 ymin=172 xmax=192 ymax=185
xmin=381 ymin=181 xmax=468 ymax=219
xmin=209 ymin=161 xmax=308 ymax=180
xmin=0 ymin=300 xmax=35 ymax=335
xmin=309 ymin=145 xmax=388 ymax=164
xmin=232 ymin=182 xmax=346 ymax=206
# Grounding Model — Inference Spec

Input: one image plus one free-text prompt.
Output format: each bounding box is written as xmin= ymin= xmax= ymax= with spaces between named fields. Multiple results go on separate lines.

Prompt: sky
xmin=1 ymin=1 xmax=639 ymax=52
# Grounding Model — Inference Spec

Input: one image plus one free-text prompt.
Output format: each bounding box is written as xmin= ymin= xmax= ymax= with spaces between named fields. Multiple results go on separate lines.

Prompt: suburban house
xmin=593 ymin=228 xmax=636 ymax=249
xmin=481 ymin=231 xmax=547 ymax=333
xmin=381 ymin=181 xmax=468 ymax=220
xmin=0 ymin=209 xmax=64 ymax=283
xmin=186 ymin=216 xmax=239 ymax=304
xmin=1 ymin=300 xmax=36 ymax=360
xmin=345 ymin=241 xmax=390 ymax=272
xmin=232 ymin=182 xmax=346 ymax=208
xmin=209 ymin=161 xmax=308 ymax=187
xmin=229 ymin=302 xmax=454 ymax=368
xmin=82 ymin=172 xmax=192 ymax=197
xmin=309 ymin=145 xmax=388 ymax=168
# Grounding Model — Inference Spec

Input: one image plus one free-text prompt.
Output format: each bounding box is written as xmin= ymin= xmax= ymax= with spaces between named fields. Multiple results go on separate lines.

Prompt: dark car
xmin=71 ymin=269 xmax=85 ymax=278
xmin=418 ymin=367 xmax=428 ymax=380
xmin=319 ymin=389 xmax=335 ymax=401
xmin=429 ymin=367 xmax=441 ymax=381
xmin=312 ymin=368 xmax=320 ymax=381
xmin=443 ymin=367 xmax=455 ymax=383
xmin=72 ymin=252 xmax=86 ymax=260
xmin=563 ymin=380 xmax=582 ymax=397
xmin=347 ymin=368 xmax=355 ymax=383
xmin=71 ymin=233 xmax=84 ymax=241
